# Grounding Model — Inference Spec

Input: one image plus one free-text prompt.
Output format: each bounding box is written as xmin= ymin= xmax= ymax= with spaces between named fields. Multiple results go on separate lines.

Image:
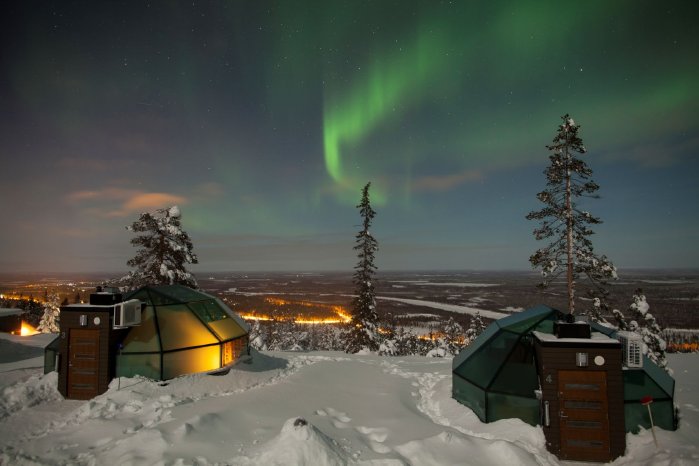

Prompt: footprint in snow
xmin=356 ymin=426 xmax=388 ymax=443
xmin=369 ymin=440 xmax=392 ymax=454
xmin=356 ymin=425 xmax=392 ymax=454
xmin=318 ymin=407 xmax=351 ymax=428
xmin=684 ymin=403 xmax=699 ymax=412
xmin=325 ymin=407 xmax=351 ymax=423
xmin=332 ymin=419 xmax=350 ymax=429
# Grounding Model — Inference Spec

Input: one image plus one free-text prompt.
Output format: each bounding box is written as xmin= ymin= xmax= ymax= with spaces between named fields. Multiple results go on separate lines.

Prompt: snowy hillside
xmin=1 ymin=332 xmax=698 ymax=465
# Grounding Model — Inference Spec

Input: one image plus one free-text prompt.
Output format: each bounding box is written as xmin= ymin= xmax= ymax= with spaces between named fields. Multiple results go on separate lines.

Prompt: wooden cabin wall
xmin=58 ymin=307 xmax=116 ymax=399
xmin=535 ymin=342 xmax=625 ymax=461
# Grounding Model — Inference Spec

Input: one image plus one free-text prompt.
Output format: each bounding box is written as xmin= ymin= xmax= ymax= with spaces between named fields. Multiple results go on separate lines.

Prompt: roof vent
xmin=89 ymin=288 xmax=123 ymax=305
xmin=554 ymin=321 xmax=591 ymax=339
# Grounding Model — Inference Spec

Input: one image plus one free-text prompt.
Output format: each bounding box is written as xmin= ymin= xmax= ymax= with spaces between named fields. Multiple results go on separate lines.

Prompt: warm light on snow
xmin=239 ymin=298 xmax=352 ymax=325
xmin=1 ymin=293 xmax=43 ymax=303
xmin=238 ymin=313 xmax=274 ymax=321
xmin=19 ymin=321 xmax=39 ymax=336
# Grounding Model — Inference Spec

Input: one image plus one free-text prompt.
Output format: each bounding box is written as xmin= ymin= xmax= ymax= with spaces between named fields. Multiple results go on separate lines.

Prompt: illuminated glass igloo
xmin=116 ymin=285 xmax=249 ymax=380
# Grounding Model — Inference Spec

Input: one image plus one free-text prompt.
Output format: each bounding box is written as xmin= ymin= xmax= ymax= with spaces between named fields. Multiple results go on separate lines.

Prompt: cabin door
xmin=67 ymin=328 xmax=100 ymax=399
xmin=558 ymin=370 xmax=610 ymax=462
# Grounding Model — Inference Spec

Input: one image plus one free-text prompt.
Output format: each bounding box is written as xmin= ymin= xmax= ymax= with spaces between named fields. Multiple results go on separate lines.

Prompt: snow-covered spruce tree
xmin=344 ymin=182 xmax=380 ymax=353
xmin=587 ymin=296 xmax=611 ymax=324
xmin=465 ymin=311 xmax=487 ymax=344
xmin=37 ymin=293 xmax=60 ymax=333
xmin=442 ymin=317 xmax=465 ymax=356
xmin=121 ymin=206 xmax=198 ymax=289
xmin=628 ymin=288 xmax=669 ymax=371
xmin=272 ymin=320 xmax=303 ymax=351
xmin=378 ymin=338 xmax=398 ymax=356
xmin=378 ymin=314 xmax=398 ymax=356
xmin=321 ymin=325 xmax=345 ymax=351
xmin=611 ymin=306 xmax=629 ymax=331
xmin=526 ymin=114 xmax=617 ymax=314
xmin=394 ymin=327 xmax=421 ymax=356
xmin=249 ymin=320 xmax=266 ymax=350
xmin=426 ymin=337 xmax=449 ymax=358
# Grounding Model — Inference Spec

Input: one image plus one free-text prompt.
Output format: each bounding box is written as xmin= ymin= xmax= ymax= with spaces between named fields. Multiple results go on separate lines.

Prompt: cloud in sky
xmin=67 ymin=187 xmax=188 ymax=218
xmin=411 ymin=170 xmax=484 ymax=192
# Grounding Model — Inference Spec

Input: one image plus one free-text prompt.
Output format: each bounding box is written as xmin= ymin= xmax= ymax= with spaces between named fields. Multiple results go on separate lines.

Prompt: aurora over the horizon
xmin=0 ymin=1 xmax=697 ymax=274
xmin=322 ymin=19 xmax=452 ymax=202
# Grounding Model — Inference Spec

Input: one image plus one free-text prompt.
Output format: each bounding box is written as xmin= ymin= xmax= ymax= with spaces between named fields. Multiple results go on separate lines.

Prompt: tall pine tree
xmin=344 ymin=182 xmax=380 ymax=353
xmin=466 ymin=311 xmax=487 ymax=344
xmin=120 ymin=206 xmax=198 ymax=289
xmin=526 ymin=114 xmax=617 ymax=314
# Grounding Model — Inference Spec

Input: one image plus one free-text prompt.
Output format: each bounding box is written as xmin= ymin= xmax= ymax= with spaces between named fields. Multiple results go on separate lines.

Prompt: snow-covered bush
xmin=37 ymin=293 xmax=60 ymax=333
xmin=378 ymin=338 xmax=398 ymax=356
xmin=628 ymin=289 xmax=668 ymax=371
xmin=441 ymin=317 xmax=465 ymax=356
xmin=612 ymin=289 xmax=669 ymax=373
xmin=425 ymin=344 xmax=448 ymax=358
xmin=463 ymin=312 xmax=488 ymax=346
xmin=582 ymin=294 xmax=613 ymax=324
xmin=392 ymin=327 xmax=423 ymax=356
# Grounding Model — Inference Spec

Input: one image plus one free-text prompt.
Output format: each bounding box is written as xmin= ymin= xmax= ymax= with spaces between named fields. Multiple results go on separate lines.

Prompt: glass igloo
xmin=116 ymin=285 xmax=249 ymax=380
xmin=452 ymin=305 xmax=564 ymax=425
xmin=452 ymin=305 xmax=677 ymax=432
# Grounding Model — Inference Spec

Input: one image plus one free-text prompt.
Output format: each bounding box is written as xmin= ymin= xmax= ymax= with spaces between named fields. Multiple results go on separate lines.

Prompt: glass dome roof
xmin=117 ymin=285 xmax=249 ymax=380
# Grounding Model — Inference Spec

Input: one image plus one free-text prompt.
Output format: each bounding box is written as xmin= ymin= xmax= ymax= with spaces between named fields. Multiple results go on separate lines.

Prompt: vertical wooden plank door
xmin=68 ymin=328 xmax=100 ymax=399
xmin=558 ymin=370 xmax=611 ymax=462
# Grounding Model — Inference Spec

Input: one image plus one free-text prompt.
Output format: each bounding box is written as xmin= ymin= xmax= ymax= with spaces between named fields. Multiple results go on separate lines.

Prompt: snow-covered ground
xmin=1 ymin=332 xmax=698 ymax=465
xmin=376 ymin=296 xmax=507 ymax=320
xmin=388 ymin=281 xmax=501 ymax=288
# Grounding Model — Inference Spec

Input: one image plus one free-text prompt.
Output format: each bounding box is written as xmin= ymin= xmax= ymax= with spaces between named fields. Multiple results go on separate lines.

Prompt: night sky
xmin=1 ymin=1 xmax=697 ymax=274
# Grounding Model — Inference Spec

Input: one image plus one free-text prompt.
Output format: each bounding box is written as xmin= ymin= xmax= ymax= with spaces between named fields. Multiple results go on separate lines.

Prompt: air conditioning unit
xmin=114 ymin=299 xmax=142 ymax=328
xmin=617 ymin=331 xmax=643 ymax=368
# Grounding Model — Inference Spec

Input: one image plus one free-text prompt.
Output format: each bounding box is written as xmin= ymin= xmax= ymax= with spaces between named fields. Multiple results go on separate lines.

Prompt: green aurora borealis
xmin=1 ymin=1 xmax=697 ymax=272
xmin=318 ymin=1 xmax=697 ymax=206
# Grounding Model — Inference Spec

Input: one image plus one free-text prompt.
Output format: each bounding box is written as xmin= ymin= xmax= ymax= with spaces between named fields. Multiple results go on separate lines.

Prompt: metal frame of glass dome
xmin=452 ymin=305 xmax=564 ymax=425
xmin=116 ymin=285 xmax=250 ymax=380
